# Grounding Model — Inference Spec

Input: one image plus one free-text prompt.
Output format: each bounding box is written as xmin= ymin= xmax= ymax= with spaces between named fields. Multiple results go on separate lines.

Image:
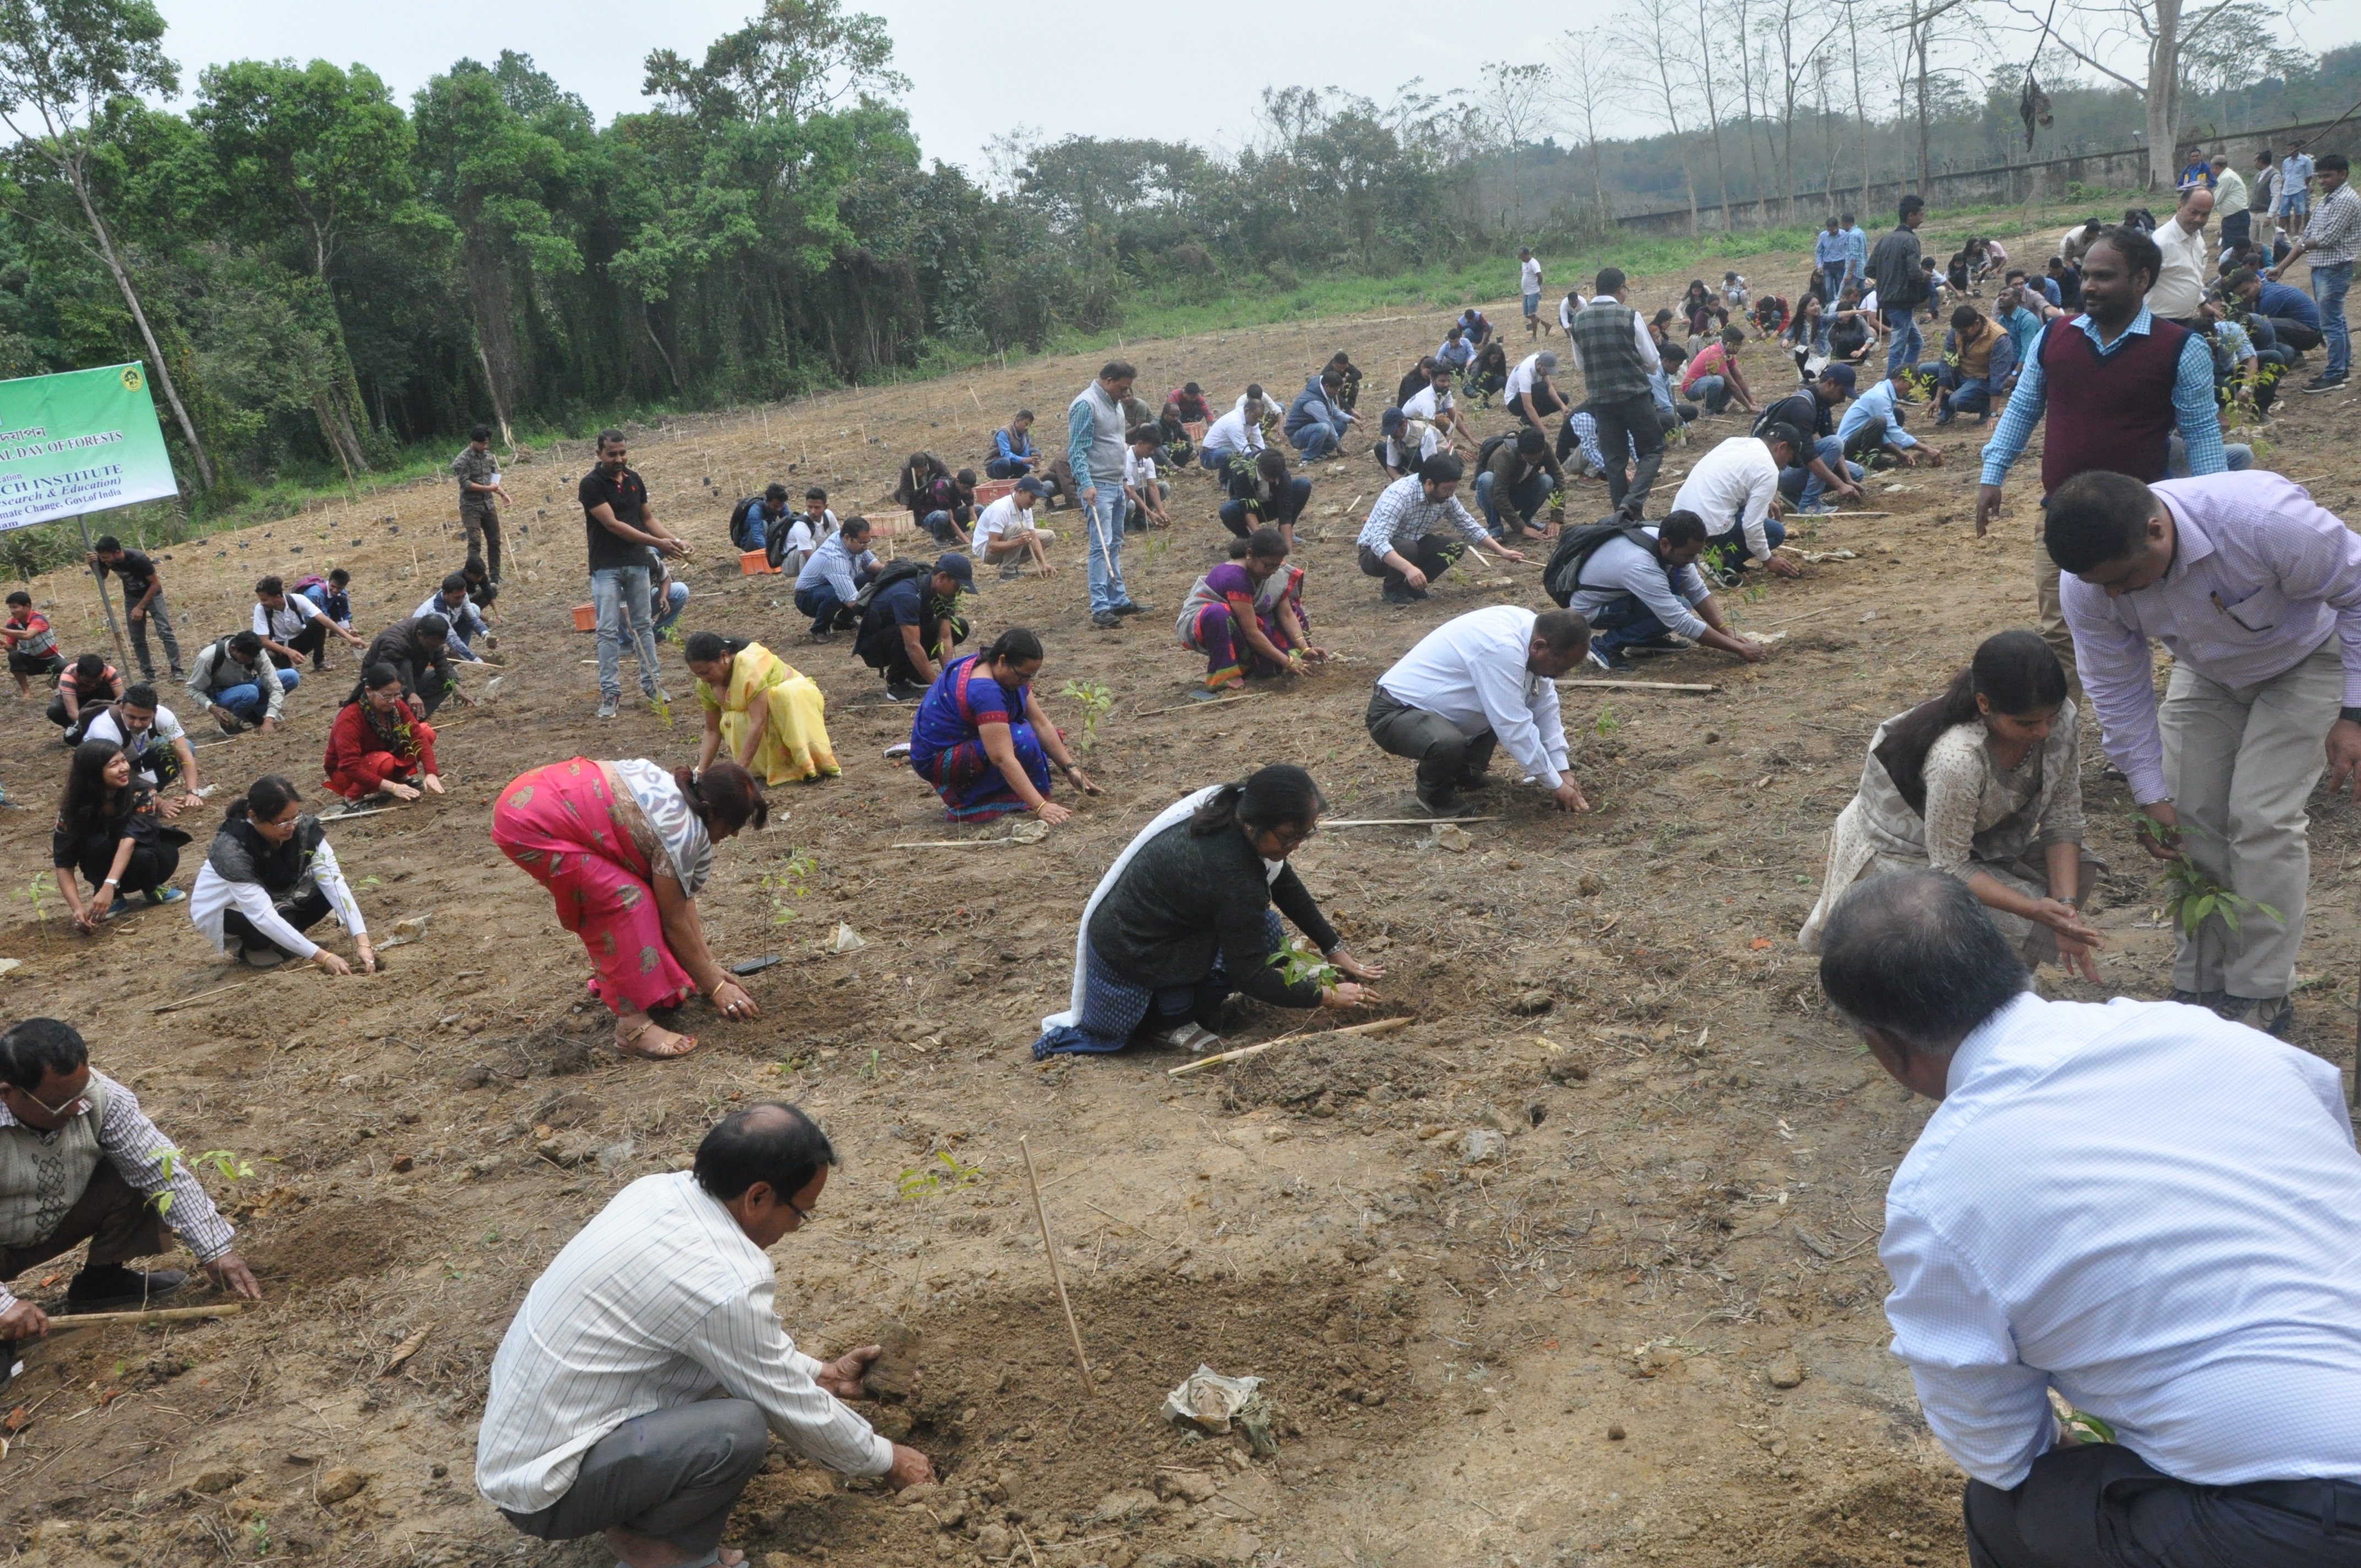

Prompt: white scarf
xmin=1041 ymin=785 xmax=1284 ymax=1032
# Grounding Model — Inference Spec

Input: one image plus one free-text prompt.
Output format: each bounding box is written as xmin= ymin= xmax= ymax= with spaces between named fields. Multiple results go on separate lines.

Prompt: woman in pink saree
xmin=492 ymin=757 xmax=768 ymax=1059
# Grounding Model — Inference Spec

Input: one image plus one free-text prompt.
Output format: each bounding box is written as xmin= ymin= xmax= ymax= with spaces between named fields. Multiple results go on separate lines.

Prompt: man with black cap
xmin=1753 ymin=363 xmax=1865 ymax=514
xmin=857 ymin=553 xmax=972 ymax=701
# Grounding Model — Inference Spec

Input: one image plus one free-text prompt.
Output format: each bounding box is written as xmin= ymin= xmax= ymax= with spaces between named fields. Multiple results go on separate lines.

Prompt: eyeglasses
xmin=7 ymin=1082 xmax=88 ymax=1121
xmin=784 ymin=1192 xmax=818 ymax=1223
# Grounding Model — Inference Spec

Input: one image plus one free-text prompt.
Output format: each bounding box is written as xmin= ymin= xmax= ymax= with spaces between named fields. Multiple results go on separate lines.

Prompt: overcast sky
xmin=152 ymin=0 xmax=2359 ymax=174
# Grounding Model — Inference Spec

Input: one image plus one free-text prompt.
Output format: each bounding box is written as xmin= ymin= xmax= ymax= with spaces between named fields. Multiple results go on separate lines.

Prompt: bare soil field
xmin=4 ymin=210 xmax=2358 ymax=1568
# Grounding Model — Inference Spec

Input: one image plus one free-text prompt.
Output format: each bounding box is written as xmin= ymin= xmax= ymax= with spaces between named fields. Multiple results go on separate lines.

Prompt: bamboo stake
xmin=1133 ymin=692 xmax=1265 ymax=717
xmin=1168 ymin=1016 xmax=1411 ymax=1078
xmin=1555 ymin=679 xmax=1719 ymax=693
xmin=1019 ymin=1138 xmax=1092 ymax=1395
xmin=153 ymin=981 xmax=251 ymax=1015
xmin=46 ymin=1303 xmax=246 ymax=1329
xmin=888 ymin=839 xmax=1019 ymax=850
xmin=1320 ymin=816 xmax=1502 ymax=827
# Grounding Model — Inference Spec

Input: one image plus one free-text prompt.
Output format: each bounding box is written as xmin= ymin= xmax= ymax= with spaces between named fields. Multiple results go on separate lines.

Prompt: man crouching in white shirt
xmin=1367 ymin=605 xmax=1593 ymax=816
xmin=478 ymin=1104 xmax=933 ymax=1568
xmin=1818 ymin=869 xmax=2361 ymax=1568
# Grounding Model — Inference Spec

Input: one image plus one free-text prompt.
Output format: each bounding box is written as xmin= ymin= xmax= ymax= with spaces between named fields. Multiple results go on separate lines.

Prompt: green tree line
xmin=0 ymin=0 xmax=2352 ymax=519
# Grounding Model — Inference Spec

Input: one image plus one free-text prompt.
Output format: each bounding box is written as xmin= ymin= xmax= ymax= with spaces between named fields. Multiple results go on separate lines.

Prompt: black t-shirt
xmin=1757 ymin=390 xmax=1832 ymax=442
xmin=104 ymin=549 xmax=157 ymax=600
xmin=579 ymin=466 xmax=651 ymax=572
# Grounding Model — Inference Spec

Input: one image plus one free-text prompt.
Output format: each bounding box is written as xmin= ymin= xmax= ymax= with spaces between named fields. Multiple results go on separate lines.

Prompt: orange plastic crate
xmin=741 ymin=549 xmax=779 ymax=575
xmin=972 ymin=478 xmax=1018 ymax=508
xmin=571 ymin=603 xmax=596 ymax=632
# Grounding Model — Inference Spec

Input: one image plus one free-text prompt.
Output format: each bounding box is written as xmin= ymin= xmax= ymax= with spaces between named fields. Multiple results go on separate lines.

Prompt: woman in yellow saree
xmin=684 ymin=631 xmax=840 ymax=785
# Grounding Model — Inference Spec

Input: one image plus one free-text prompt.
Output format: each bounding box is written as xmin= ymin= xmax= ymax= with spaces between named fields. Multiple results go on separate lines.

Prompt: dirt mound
xmin=1220 ymin=1038 xmax=1442 ymax=1117
xmin=243 ymin=1198 xmax=438 ymax=1288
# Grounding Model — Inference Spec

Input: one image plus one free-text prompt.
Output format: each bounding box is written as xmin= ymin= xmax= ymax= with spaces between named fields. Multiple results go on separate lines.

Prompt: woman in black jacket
xmin=1033 ymin=766 xmax=1384 ymax=1057
xmin=51 ymin=739 xmax=187 ymax=931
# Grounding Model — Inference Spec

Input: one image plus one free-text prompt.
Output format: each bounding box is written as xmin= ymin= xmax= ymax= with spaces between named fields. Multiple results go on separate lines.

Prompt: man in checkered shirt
xmin=2267 ymin=150 xmax=2361 ymax=393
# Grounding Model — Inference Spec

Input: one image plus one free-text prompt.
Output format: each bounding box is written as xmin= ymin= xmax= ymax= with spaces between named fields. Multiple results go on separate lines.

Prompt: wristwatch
xmin=2340 ymin=706 xmax=2361 ymax=726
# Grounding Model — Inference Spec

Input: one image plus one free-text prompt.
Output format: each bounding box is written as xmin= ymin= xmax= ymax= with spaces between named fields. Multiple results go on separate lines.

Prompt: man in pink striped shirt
xmin=2047 ymin=469 xmax=2361 ymax=1033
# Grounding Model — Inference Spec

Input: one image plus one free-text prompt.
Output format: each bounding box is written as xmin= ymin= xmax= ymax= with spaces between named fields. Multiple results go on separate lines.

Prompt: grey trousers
xmin=499 ymin=1399 xmax=768 ymax=1558
xmin=2160 ymin=635 xmax=2342 ymax=998
xmin=1367 ymin=688 xmax=1494 ymax=793
xmin=127 ymin=594 xmax=182 ymax=680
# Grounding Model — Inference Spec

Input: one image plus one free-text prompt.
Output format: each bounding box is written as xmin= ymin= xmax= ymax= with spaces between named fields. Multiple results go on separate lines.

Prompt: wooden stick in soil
xmin=1134 ymin=692 xmax=1264 ymax=718
xmin=1019 ymin=1137 xmax=1092 ymax=1395
xmin=1320 ymin=816 xmax=1502 ymax=827
xmin=1168 ymin=1015 xmax=1412 ymax=1077
xmin=153 ymin=980 xmax=250 ymax=1014
xmin=46 ymin=1303 xmax=246 ymax=1329
xmin=1555 ymin=679 xmax=1719 ymax=693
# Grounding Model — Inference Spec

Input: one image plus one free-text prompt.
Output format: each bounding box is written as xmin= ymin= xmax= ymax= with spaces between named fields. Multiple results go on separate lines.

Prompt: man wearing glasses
xmin=1 ymin=1018 xmax=263 ymax=1351
xmin=479 ymin=1103 xmax=934 ymax=1568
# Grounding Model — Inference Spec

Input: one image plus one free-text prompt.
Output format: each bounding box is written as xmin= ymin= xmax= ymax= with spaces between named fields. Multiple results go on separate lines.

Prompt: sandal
xmin=1155 ymin=1022 xmax=1221 ymax=1054
xmin=616 ymin=1019 xmax=699 ymax=1060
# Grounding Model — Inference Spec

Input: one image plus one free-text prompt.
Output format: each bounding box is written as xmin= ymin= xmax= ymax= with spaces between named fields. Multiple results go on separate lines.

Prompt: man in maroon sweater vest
xmin=1973 ymin=228 xmax=2242 ymax=696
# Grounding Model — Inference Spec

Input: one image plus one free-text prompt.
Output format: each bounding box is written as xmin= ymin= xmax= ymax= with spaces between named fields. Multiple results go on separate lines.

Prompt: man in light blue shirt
xmin=1840 ymin=211 xmax=1869 ymax=292
xmin=1819 ymin=869 xmax=2361 ymax=1568
xmin=2280 ymin=144 xmax=2315 ymax=230
xmin=1068 ymin=360 xmax=1147 ymax=627
xmin=1835 ymin=371 xmax=1940 ymax=469
xmin=1813 ymin=216 xmax=1850 ymax=303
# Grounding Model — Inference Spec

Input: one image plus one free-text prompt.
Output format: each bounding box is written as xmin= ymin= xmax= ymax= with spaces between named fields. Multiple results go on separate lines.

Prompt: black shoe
xmin=885 ymin=680 xmax=928 ymax=703
xmin=1415 ymin=786 xmax=1463 ymax=815
xmin=2167 ymin=987 xmax=2232 ymax=1016
xmin=1112 ymin=601 xmax=1147 ymax=616
xmin=1586 ymin=645 xmax=1633 ymax=672
xmin=1092 ymin=611 xmax=1122 ymax=629
xmin=1454 ymin=770 xmax=1495 ymax=791
xmin=62 ymin=1265 xmax=188 ymax=1313
xmin=2227 ymin=994 xmax=2294 ymax=1036
xmin=1381 ymin=582 xmax=1427 ymax=606
xmin=2303 ymin=373 xmax=2348 ymax=393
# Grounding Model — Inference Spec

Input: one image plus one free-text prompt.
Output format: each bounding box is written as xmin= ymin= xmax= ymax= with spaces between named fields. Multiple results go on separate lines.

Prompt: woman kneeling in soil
xmin=908 ymin=627 xmax=1098 ymax=824
xmin=324 ymin=663 xmax=443 ymax=803
xmin=1033 ymin=765 xmax=1384 ymax=1058
xmin=52 ymin=739 xmax=188 ymax=931
xmin=191 ymin=775 xmax=376 ymax=973
xmin=684 ymin=631 xmax=839 ymax=786
xmin=1799 ymin=629 xmax=2103 ymax=977
xmin=492 ymin=758 xmax=766 ymax=1059
xmin=1177 ymin=528 xmax=1325 ymax=700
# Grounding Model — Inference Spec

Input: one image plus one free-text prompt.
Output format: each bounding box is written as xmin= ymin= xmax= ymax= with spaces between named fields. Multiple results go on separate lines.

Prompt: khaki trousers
xmin=2159 ymin=636 xmax=2342 ymax=998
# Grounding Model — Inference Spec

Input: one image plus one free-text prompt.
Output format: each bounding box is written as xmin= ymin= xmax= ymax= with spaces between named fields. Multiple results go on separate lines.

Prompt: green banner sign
xmin=0 ymin=362 xmax=179 ymax=532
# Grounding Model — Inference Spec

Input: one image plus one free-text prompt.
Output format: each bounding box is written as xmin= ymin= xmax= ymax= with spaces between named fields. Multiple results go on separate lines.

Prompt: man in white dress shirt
xmin=1818 ymin=869 xmax=2361 ymax=1568
xmin=1670 ymin=429 xmax=1805 ymax=580
xmin=1367 ymin=604 xmax=1592 ymax=815
xmin=478 ymin=1104 xmax=932 ymax=1568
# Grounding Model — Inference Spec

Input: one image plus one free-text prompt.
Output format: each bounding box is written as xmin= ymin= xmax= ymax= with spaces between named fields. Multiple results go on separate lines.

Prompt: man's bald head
xmin=694 ymin=1101 xmax=837 ymax=1204
xmin=1818 ymin=869 xmax=2030 ymax=1055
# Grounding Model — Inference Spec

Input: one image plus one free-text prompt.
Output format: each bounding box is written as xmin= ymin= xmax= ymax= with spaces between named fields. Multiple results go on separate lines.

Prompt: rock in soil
xmin=866 ymin=1317 xmax=923 ymax=1400
xmin=315 ymin=1466 xmax=369 ymax=1504
xmin=1767 ymin=1352 xmax=1805 ymax=1389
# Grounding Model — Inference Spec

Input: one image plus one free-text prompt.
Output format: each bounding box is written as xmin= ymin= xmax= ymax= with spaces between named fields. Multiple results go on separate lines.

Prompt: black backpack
xmin=852 ymin=556 xmax=927 ymax=621
xmin=728 ymin=496 xmax=768 ymax=552
xmin=1544 ymin=521 xmax=1657 ymax=608
xmin=1475 ymin=432 xmax=1514 ymax=473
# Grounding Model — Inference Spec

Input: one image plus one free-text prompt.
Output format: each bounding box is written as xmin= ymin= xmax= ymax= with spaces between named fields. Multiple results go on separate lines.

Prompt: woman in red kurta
xmin=324 ymin=663 xmax=443 ymax=802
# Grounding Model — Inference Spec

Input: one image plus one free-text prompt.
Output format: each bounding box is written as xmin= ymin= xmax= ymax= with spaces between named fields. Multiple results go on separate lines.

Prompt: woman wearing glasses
xmin=1032 ymin=765 xmax=1384 ymax=1058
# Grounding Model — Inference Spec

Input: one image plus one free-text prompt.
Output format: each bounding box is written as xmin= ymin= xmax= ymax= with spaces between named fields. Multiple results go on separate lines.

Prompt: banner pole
xmin=75 ymin=512 xmax=132 ymax=671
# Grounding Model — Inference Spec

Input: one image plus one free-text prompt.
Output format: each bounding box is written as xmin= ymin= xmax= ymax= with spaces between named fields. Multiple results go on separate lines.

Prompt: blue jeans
xmin=1475 ymin=469 xmax=1552 ymax=537
xmin=1082 ymin=484 xmax=1128 ymax=614
xmin=795 ymin=582 xmax=847 ymax=636
xmin=1200 ymin=446 xmax=1243 ymax=471
xmin=652 ymin=580 xmax=690 ymax=636
xmin=1883 ymin=304 xmax=1923 ymax=377
xmin=1289 ymin=422 xmax=1340 ymax=460
xmin=1587 ymin=594 xmax=1670 ymax=656
xmin=1688 ymin=374 xmax=1733 ymax=413
xmin=1778 ymin=435 xmax=1863 ymax=507
xmin=2167 ymin=435 xmax=2254 ymax=477
xmin=2313 ymin=259 xmax=2352 ymax=380
xmin=213 ymin=671 xmax=295 ymax=722
xmin=1706 ymin=514 xmax=1787 ymax=568
xmin=590 ymin=565 xmax=661 ymax=700
xmin=1917 ymin=362 xmax=1994 ymax=420
xmin=983 ymin=456 xmax=1031 ymax=480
